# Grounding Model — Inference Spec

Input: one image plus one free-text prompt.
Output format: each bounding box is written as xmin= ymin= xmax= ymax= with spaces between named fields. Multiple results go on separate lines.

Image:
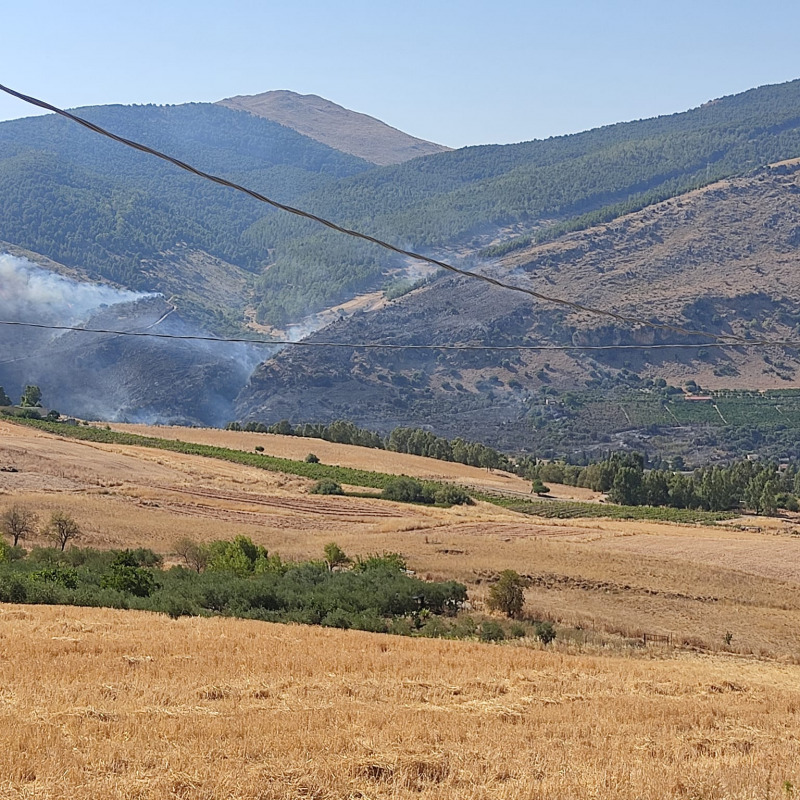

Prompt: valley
xmin=3 ymin=11 xmax=800 ymax=799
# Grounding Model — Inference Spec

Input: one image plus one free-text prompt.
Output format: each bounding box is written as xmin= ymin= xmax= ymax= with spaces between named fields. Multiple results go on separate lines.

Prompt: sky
xmin=1 ymin=0 xmax=799 ymax=148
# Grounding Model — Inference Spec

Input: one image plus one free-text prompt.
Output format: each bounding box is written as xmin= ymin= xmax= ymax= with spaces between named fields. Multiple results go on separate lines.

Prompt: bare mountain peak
xmin=217 ymin=90 xmax=450 ymax=166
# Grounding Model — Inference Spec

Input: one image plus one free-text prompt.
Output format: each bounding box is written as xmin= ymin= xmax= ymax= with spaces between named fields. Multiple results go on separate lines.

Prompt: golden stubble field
xmin=1 ymin=604 xmax=799 ymax=800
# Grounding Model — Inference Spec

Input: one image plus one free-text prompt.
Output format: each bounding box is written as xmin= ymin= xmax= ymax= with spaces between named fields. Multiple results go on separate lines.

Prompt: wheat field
xmin=0 ymin=604 xmax=798 ymax=800
xmin=3 ymin=421 xmax=800 ymax=796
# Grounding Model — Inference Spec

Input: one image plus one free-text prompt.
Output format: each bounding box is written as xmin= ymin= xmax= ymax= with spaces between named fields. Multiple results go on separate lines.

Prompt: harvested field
xmin=0 ymin=604 xmax=797 ymax=799
xmin=110 ymin=422 xmax=601 ymax=500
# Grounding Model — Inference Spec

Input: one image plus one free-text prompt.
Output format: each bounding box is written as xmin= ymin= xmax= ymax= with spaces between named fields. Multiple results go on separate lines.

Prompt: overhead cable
xmin=0 ymin=319 xmax=794 ymax=352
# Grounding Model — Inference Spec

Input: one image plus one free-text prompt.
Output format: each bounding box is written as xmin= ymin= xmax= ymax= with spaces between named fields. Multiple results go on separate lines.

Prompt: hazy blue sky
xmin=1 ymin=0 xmax=798 ymax=148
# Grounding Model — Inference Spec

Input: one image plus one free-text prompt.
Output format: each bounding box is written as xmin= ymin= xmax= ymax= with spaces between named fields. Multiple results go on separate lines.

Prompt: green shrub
xmin=321 ymin=609 xmax=352 ymax=629
xmin=479 ymin=619 xmax=506 ymax=642
xmin=101 ymin=552 xmax=158 ymax=598
xmin=535 ymin=621 xmax=557 ymax=645
xmin=163 ymin=594 xmax=201 ymax=619
xmin=381 ymin=478 xmax=434 ymax=504
xmin=310 ymin=479 xmax=344 ymax=495
xmin=31 ymin=566 xmax=79 ymax=589
xmin=434 ymin=485 xmax=474 ymax=506
xmin=388 ymin=617 xmax=414 ymax=636
xmin=352 ymin=552 xmax=407 ymax=573
xmin=449 ymin=615 xmax=478 ymax=639
xmin=419 ymin=616 xmax=450 ymax=638
xmin=305 ymin=453 xmax=320 ymax=463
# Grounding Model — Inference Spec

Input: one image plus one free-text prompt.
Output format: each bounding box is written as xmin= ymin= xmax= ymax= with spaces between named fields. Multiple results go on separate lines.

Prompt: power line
xmin=0 ymin=319 xmax=794 ymax=352
xmin=0 ymin=83 xmax=753 ymax=346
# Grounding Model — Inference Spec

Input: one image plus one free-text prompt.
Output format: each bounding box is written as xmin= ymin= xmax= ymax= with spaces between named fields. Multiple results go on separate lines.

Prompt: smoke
xmin=0 ymin=253 xmax=258 ymax=426
xmin=0 ymin=253 xmax=150 ymax=324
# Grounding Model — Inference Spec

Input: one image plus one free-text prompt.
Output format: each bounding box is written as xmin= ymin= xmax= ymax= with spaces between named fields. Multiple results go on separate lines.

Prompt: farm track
xmin=147 ymin=483 xmax=419 ymax=519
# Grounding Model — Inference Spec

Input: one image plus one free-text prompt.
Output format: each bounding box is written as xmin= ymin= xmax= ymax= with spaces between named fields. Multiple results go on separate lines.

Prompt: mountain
xmin=235 ymin=159 xmax=800 ymax=462
xmin=5 ymin=81 xmax=800 ymax=333
xmin=6 ymin=81 xmax=800 ymax=448
xmin=217 ymin=90 xmax=450 ymax=166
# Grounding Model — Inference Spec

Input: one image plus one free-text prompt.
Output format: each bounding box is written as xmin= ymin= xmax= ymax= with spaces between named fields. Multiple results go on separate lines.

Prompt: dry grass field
xmin=110 ymin=422 xmax=600 ymax=500
xmin=1 ymin=604 xmax=799 ymax=800
xmin=3 ymin=420 xmax=800 ymax=796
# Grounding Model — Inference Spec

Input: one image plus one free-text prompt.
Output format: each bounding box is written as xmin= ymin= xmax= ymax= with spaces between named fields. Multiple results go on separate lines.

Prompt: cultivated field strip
xmin=146 ymin=483 xmax=417 ymax=518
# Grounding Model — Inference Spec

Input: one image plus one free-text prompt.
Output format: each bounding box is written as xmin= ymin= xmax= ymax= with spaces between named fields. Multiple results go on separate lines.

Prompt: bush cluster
xmin=0 ymin=540 xmax=467 ymax=634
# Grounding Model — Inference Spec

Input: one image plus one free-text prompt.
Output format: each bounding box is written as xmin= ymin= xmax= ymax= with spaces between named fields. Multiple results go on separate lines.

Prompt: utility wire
xmin=0 ymin=84 xmax=754 ymax=346
xmin=0 ymin=319 xmax=794 ymax=352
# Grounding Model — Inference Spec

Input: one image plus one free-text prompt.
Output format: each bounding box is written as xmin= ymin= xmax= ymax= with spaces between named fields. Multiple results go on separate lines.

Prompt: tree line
xmin=530 ymin=453 xmax=800 ymax=514
xmin=226 ymin=418 xmax=513 ymax=470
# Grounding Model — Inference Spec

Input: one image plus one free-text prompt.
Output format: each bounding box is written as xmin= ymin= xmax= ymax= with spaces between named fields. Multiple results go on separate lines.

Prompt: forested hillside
xmin=246 ymin=79 xmax=800 ymax=323
xmin=0 ymin=103 xmax=371 ymax=323
xmin=3 ymin=81 xmax=800 ymax=330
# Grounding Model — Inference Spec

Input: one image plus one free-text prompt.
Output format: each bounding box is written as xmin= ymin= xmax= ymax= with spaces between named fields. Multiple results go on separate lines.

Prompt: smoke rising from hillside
xmin=0 ymin=254 xmax=150 ymax=324
xmin=0 ymin=253 xmax=264 ymax=426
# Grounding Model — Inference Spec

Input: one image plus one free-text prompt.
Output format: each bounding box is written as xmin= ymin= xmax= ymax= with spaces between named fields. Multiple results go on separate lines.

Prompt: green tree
xmin=608 ymin=466 xmax=643 ymax=505
xmin=486 ymin=570 xmax=525 ymax=618
xmin=323 ymin=542 xmax=350 ymax=570
xmin=531 ymin=479 xmax=550 ymax=496
xmin=760 ymin=480 xmax=778 ymax=516
xmin=207 ymin=536 xmax=268 ymax=577
xmin=19 ymin=385 xmax=42 ymax=408
xmin=0 ymin=386 xmax=11 ymax=406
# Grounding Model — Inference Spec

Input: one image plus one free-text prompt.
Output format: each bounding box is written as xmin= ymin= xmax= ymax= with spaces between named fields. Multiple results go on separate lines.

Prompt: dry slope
xmin=218 ymin=90 xmax=451 ymax=165
xmin=235 ymin=160 xmax=800 ymax=446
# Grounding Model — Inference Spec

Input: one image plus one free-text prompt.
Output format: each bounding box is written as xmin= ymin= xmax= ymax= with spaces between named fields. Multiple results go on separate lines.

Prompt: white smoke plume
xmin=0 ymin=253 xmax=150 ymax=325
